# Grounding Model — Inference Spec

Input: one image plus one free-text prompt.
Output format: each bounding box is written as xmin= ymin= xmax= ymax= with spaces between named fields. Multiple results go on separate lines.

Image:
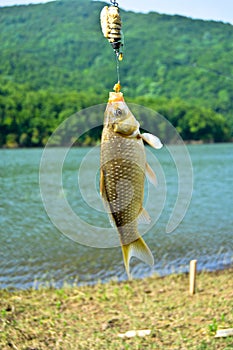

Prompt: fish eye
xmin=114 ymin=108 xmax=123 ymax=117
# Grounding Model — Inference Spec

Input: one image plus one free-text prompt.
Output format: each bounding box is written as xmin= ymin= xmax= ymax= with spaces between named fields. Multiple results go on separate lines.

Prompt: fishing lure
xmin=100 ymin=0 xmax=123 ymax=61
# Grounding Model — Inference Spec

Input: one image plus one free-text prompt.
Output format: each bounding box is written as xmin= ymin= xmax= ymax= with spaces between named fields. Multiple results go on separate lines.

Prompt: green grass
xmin=0 ymin=269 xmax=232 ymax=349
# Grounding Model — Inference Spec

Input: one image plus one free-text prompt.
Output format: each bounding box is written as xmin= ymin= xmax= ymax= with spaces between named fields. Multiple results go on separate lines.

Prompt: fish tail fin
xmin=121 ymin=237 xmax=154 ymax=280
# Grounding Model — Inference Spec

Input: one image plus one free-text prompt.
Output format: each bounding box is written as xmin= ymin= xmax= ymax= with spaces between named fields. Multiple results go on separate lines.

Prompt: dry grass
xmin=0 ymin=269 xmax=233 ymax=349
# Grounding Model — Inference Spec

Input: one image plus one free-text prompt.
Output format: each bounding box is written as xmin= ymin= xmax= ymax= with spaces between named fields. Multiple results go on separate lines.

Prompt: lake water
xmin=0 ymin=144 xmax=232 ymax=289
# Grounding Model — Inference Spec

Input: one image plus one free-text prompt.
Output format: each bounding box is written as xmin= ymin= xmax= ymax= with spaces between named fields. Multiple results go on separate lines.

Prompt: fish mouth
xmin=108 ymin=92 xmax=124 ymax=103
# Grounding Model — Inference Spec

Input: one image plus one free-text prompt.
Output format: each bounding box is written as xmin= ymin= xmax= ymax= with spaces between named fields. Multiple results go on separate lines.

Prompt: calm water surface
xmin=0 ymin=144 xmax=232 ymax=289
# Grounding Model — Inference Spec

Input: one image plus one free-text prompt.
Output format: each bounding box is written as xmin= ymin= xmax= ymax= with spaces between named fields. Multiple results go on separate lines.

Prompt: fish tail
xmin=121 ymin=237 xmax=154 ymax=280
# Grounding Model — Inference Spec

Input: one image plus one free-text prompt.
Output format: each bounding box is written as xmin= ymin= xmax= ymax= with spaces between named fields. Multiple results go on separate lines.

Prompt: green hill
xmin=0 ymin=0 xmax=232 ymax=147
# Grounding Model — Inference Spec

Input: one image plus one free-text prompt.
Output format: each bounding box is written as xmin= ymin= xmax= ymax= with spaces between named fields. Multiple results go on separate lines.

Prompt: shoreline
xmin=1 ymin=262 xmax=232 ymax=292
xmin=0 ymin=268 xmax=232 ymax=349
xmin=1 ymin=140 xmax=233 ymax=149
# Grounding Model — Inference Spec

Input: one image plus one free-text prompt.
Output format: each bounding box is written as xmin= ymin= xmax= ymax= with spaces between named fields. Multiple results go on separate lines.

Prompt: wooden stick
xmin=189 ymin=260 xmax=197 ymax=295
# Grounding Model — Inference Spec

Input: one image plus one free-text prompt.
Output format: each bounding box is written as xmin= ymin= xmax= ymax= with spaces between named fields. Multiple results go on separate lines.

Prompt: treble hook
xmin=110 ymin=0 xmax=119 ymax=7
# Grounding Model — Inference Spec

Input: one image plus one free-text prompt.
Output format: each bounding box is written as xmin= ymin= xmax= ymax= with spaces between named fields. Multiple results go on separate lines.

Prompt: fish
xmin=100 ymin=91 xmax=163 ymax=279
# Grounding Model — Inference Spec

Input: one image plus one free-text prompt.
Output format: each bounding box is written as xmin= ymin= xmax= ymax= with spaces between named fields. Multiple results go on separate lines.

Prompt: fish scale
xmin=102 ymin=136 xmax=145 ymax=241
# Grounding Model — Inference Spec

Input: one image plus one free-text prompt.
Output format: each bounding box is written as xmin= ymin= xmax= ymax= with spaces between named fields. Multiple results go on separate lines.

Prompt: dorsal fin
xmin=145 ymin=162 xmax=157 ymax=187
xmin=137 ymin=207 xmax=151 ymax=224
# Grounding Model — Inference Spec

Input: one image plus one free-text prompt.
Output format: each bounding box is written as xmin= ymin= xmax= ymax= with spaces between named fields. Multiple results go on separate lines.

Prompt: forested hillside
xmin=0 ymin=0 xmax=232 ymax=147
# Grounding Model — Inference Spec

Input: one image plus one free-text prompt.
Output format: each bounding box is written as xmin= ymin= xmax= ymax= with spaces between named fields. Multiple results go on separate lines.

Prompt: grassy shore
xmin=0 ymin=269 xmax=232 ymax=350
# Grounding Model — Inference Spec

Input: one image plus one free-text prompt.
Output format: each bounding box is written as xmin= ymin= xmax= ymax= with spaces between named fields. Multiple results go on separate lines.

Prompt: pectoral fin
xmin=121 ymin=237 xmax=154 ymax=280
xmin=141 ymin=133 xmax=163 ymax=149
xmin=146 ymin=162 xmax=157 ymax=187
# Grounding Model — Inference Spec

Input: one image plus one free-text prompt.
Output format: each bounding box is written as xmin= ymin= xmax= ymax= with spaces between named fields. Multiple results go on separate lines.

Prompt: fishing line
xmin=112 ymin=0 xmax=123 ymax=88
xmin=116 ymin=54 xmax=121 ymax=84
